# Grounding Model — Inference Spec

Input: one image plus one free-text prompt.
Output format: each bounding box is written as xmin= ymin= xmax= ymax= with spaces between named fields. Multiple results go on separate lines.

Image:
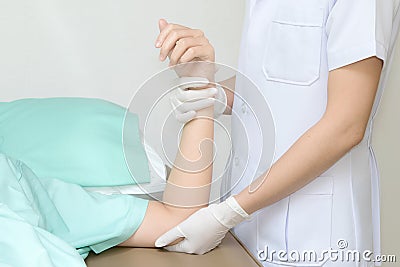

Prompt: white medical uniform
xmin=222 ymin=1 xmax=400 ymax=266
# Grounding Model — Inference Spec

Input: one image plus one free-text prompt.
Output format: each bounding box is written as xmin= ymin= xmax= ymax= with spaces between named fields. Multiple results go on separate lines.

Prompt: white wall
xmin=0 ymin=0 xmax=244 ymax=106
xmin=372 ymin=39 xmax=400 ymax=261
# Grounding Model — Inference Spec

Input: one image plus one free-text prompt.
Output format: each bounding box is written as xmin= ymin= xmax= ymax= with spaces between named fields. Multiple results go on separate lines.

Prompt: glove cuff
xmin=226 ymin=196 xmax=250 ymax=220
xmin=214 ymin=83 xmax=227 ymax=117
xmin=211 ymin=196 xmax=251 ymax=229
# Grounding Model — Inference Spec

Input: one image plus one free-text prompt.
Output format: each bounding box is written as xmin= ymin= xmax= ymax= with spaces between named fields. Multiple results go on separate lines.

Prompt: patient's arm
xmin=119 ymin=105 xmax=214 ymax=247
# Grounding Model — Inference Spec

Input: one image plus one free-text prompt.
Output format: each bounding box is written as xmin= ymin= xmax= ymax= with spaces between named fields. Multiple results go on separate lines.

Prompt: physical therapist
xmin=155 ymin=1 xmax=400 ymax=266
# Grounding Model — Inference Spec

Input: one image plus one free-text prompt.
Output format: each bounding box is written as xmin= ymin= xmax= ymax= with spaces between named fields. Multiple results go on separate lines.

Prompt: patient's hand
xmin=155 ymin=19 xmax=215 ymax=66
xmin=155 ymin=19 xmax=216 ymax=81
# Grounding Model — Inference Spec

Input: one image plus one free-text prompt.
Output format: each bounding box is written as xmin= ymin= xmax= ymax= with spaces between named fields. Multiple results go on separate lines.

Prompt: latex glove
xmin=170 ymin=77 xmax=227 ymax=123
xmin=155 ymin=196 xmax=250 ymax=254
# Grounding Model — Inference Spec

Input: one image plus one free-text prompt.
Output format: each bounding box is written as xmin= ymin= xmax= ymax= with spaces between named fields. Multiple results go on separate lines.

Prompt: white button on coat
xmin=221 ymin=0 xmax=400 ymax=266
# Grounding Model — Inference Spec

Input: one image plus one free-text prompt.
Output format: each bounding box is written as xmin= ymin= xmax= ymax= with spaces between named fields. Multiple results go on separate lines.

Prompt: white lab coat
xmin=221 ymin=1 xmax=400 ymax=266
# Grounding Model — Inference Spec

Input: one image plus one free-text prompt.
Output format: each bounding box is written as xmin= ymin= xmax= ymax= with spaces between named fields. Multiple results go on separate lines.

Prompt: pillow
xmin=0 ymin=97 xmax=150 ymax=186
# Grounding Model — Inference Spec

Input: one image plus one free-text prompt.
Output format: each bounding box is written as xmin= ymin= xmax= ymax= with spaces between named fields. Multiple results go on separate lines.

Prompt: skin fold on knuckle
xmin=194 ymin=29 xmax=204 ymax=37
xmin=171 ymin=30 xmax=179 ymax=41
xmin=185 ymin=47 xmax=195 ymax=60
xmin=166 ymin=24 xmax=175 ymax=31
xmin=177 ymin=39 xmax=186 ymax=47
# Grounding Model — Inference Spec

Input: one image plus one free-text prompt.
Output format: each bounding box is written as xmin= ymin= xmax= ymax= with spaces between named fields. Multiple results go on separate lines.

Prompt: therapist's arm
xmin=119 ymin=105 xmax=214 ymax=247
xmin=154 ymin=56 xmax=383 ymax=254
xmin=236 ymin=56 xmax=383 ymax=213
xmin=219 ymin=76 xmax=235 ymax=114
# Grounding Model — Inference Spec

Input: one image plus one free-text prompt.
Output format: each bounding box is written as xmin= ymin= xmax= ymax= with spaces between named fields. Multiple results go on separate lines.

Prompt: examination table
xmin=85 ymin=232 xmax=262 ymax=267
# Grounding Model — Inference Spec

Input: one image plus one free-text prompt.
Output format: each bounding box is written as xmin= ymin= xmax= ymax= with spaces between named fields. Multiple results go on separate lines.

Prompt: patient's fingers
xmin=169 ymin=37 xmax=208 ymax=66
xmin=156 ymin=19 xmax=187 ymax=48
xmin=156 ymin=19 xmax=215 ymax=68
xmin=160 ymin=29 xmax=204 ymax=61
xmin=179 ymin=45 xmax=213 ymax=64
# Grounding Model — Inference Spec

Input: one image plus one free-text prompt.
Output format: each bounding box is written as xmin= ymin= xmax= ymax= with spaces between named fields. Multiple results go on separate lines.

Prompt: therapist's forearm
xmin=235 ymin=117 xmax=360 ymax=214
xmin=235 ymin=57 xmax=382 ymax=214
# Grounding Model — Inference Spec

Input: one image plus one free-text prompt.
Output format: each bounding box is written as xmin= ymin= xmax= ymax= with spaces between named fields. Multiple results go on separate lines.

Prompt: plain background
xmin=0 ymin=0 xmax=398 ymax=263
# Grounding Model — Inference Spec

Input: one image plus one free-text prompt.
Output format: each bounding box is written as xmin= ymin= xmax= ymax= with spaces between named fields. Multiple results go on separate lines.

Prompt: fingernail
xmin=155 ymin=41 xmax=161 ymax=47
xmin=159 ymin=55 xmax=164 ymax=61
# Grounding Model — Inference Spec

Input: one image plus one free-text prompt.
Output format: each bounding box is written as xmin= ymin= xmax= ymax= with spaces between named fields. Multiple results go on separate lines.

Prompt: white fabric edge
xmin=86 ymin=143 xmax=166 ymax=195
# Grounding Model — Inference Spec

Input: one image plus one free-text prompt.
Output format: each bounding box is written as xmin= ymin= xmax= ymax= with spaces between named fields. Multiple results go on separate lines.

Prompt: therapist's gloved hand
xmin=170 ymin=80 xmax=227 ymax=123
xmin=155 ymin=196 xmax=250 ymax=254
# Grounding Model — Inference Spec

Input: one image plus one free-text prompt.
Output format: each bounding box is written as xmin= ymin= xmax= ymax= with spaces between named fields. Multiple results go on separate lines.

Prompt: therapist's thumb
xmin=155 ymin=226 xmax=184 ymax=247
xmin=158 ymin=18 xmax=168 ymax=32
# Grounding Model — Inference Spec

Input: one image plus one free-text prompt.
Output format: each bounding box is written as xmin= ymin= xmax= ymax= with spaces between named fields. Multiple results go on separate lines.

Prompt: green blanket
xmin=0 ymin=154 xmax=148 ymax=267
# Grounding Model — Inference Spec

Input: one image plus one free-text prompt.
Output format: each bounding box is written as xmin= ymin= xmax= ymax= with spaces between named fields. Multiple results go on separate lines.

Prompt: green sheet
xmin=0 ymin=153 xmax=149 ymax=267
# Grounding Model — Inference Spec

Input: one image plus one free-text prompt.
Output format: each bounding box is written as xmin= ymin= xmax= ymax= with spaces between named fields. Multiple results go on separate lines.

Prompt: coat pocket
xmin=263 ymin=6 xmax=324 ymax=86
xmin=286 ymin=176 xmax=333 ymax=256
